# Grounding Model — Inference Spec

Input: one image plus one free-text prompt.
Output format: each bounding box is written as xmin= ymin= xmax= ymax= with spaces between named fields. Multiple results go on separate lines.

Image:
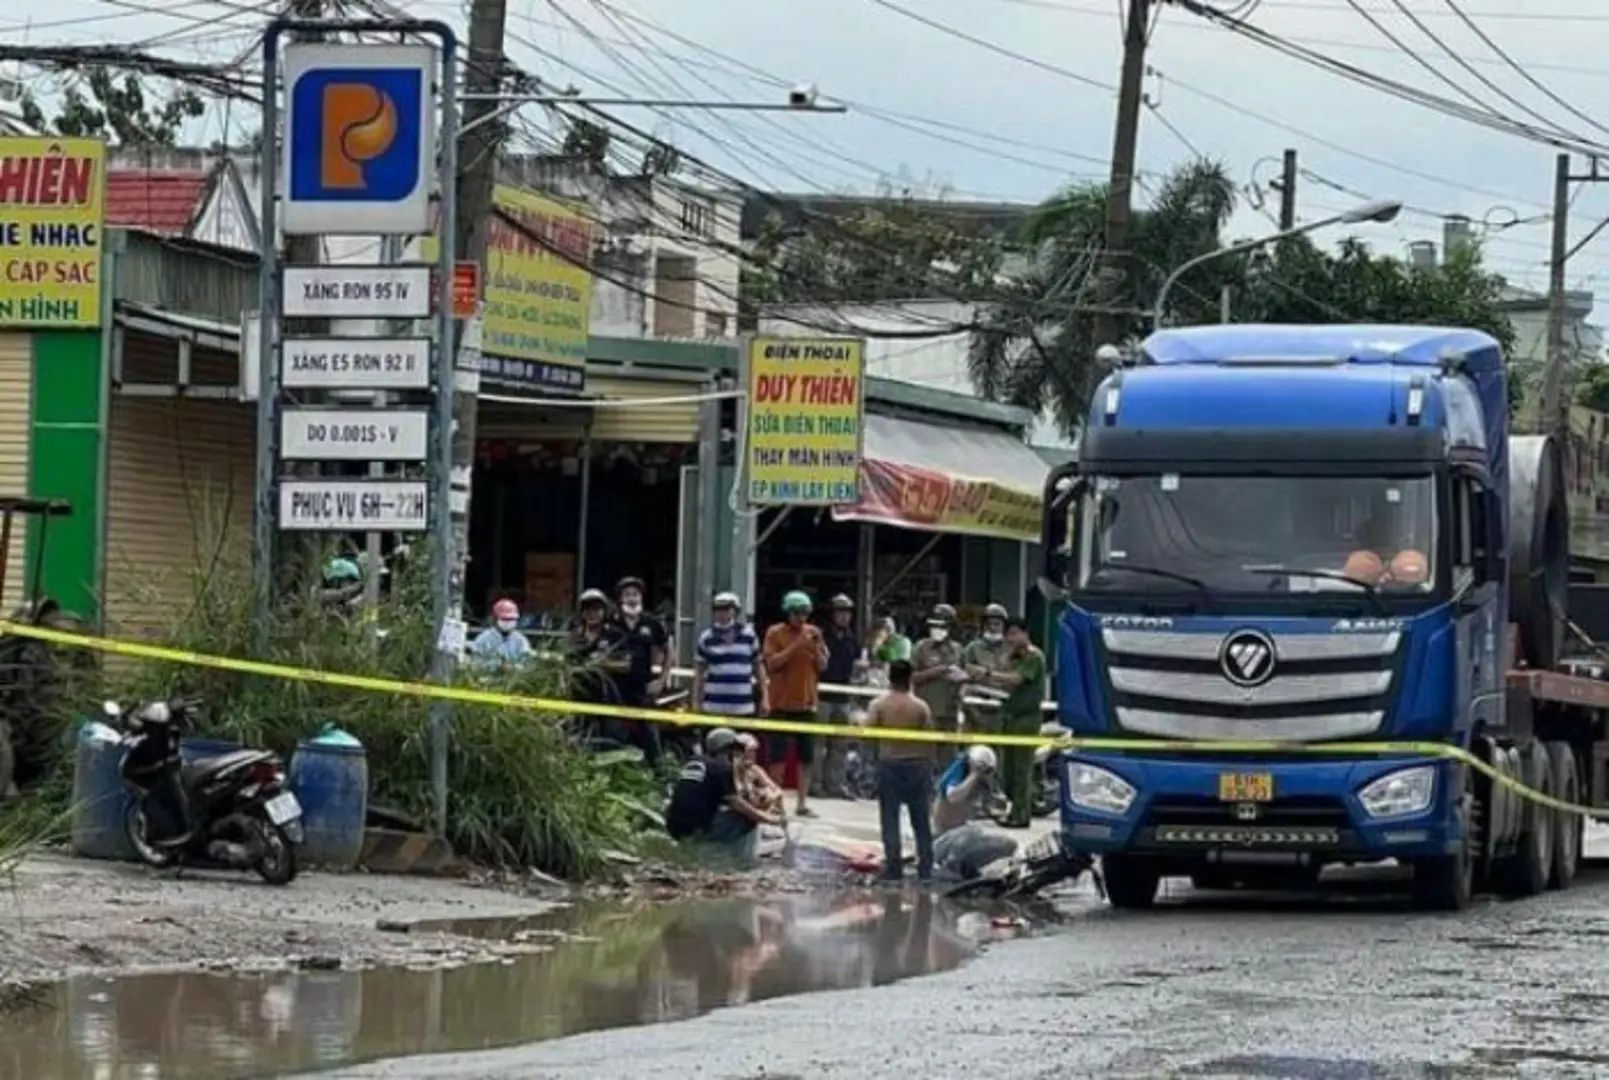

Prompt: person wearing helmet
xmin=470 ymin=598 xmax=534 ymax=670
xmin=608 ymin=575 xmax=669 ymax=768
xmin=319 ymin=556 xmax=364 ymax=609
xmin=694 ymin=592 xmax=765 ymax=720
xmin=816 ymin=593 xmax=862 ymax=798
xmin=962 ymin=603 xmax=1013 ymax=738
xmin=911 ymin=601 xmax=967 ymax=736
xmin=664 ymin=726 xmax=779 ymax=865
xmin=931 ymin=743 xmax=1019 ymax=879
xmin=761 ymin=589 xmax=829 ymax=817
xmin=863 ymin=659 xmax=936 ymax=882
xmin=980 ymin=616 xmax=1048 ymax=829
xmin=569 ymin=588 xmax=626 ymax=715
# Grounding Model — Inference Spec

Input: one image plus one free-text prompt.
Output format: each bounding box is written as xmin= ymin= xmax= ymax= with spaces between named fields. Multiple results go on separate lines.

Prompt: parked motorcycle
xmin=108 ymin=698 xmax=303 ymax=885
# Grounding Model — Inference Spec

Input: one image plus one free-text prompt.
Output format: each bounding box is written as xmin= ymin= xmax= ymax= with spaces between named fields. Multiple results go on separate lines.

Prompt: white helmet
xmin=966 ymin=745 xmax=998 ymax=772
xmin=712 ymin=591 xmax=741 ymax=610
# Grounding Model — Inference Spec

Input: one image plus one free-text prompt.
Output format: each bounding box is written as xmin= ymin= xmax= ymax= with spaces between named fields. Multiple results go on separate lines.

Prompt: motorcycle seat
xmin=182 ymin=748 xmax=273 ymax=788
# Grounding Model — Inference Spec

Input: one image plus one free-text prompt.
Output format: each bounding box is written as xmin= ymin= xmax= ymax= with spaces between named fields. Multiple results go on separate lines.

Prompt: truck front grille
xmin=1101 ymin=629 xmax=1401 ymax=743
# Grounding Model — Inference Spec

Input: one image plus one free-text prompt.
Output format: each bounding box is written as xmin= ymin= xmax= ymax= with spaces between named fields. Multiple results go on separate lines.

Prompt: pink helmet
xmin=492 ymin=598 xmax=519 ymax=621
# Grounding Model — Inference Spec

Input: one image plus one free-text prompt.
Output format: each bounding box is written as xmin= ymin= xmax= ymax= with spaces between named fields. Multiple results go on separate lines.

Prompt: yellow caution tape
xmin=5 ymin=619 xmax=1602 ymax=819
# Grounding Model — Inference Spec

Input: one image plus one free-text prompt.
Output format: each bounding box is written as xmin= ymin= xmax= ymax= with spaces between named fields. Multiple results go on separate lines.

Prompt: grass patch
xmin=28 ymin=526 xmax=673 ymax=881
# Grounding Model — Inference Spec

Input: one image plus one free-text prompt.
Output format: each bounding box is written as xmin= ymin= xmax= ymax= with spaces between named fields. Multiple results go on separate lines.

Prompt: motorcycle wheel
xmin=254 ymin=820 xmax=299 ymax=886
xmin=124 ymin=804 xmax=180 ymax=869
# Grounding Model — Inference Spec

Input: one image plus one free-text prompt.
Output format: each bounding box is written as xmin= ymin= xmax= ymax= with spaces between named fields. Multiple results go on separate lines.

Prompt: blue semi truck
xmin=1039 ymin=324 xmax=1609 ymax=912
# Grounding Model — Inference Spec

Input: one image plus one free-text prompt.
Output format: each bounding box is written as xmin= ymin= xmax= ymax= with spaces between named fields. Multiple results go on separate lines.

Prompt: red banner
xmin=834 ymin=458 xmax=1042 ymax=542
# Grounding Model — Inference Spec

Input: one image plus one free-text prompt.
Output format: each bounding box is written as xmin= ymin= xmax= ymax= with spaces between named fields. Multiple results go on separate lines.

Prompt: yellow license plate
xmin=1218 ymin=772 xmax=1274 ymax=802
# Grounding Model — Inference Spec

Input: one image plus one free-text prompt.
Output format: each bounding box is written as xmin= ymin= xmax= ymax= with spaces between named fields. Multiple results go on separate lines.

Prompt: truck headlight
xmin=1357 ymin=765 xmax=1436 ymax=819
xmin=1066 ymin=762 xmax=1136 ymax=815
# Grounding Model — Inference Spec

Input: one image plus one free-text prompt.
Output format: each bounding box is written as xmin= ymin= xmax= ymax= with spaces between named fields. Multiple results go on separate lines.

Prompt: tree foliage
xmin=970 ymin=160 xmax=1519 ymax=434
xmin=741 ymin=186 xmax=1005 ymax=310
xmin=20 ymin=69 xmax=204 ymax=147
xmin=1576 ymin=363 xmax=1609 ymax=414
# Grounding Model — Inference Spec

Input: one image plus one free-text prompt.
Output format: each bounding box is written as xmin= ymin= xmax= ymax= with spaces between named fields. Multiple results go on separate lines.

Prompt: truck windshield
xmin=1075 ymin=474 xmax=1437 ymax=596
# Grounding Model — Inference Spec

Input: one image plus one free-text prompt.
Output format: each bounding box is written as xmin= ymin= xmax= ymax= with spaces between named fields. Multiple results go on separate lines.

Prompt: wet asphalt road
xmin=324 ymin=866 xmax=1609 ymax=1080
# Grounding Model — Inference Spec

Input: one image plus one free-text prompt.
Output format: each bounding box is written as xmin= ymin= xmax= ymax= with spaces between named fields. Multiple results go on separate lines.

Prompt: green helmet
xmin=323 ymin=557 xmax=361 ymax=584
xmin=781 ymin=590 xmax=812 ymax=614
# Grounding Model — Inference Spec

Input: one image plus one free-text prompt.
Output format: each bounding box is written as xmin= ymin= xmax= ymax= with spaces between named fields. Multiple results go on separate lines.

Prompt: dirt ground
xmin=0 ymin=853 xmax=568 ymax=987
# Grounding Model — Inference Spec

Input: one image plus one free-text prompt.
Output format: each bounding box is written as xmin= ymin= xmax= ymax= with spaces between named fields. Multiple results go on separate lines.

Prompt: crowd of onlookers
xmin=466 ymin=582 xmax=1049 ymax=883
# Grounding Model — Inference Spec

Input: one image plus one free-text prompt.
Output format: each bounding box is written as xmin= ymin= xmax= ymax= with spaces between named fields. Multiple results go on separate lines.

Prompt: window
xmin=679 ymin=198 xmax=711 ymax=237
xmin=705 ymin=312 xmax=728 ymax=338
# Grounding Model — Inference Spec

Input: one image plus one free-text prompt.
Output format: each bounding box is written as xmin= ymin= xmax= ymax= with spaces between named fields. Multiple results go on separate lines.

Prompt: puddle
xmin=3 ymin=892 xmax=984 ymax=1079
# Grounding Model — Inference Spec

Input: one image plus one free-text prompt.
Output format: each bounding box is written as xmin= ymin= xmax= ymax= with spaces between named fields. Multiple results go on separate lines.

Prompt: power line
xmin=1170 ymin=0 xmax=1609 ymax=157
xmin=1438 ymin=0 xmax=1609 ymax=140
xmin=862 ymin=0 xmax=1116 ymax=92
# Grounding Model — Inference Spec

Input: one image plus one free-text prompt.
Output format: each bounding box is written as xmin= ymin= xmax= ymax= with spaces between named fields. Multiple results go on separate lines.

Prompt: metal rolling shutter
xmin=475 ymin=402 xmax=588 ymax=442
xmin=103 ymin=396 xmax=255 ymax=639
xmin=586 ymin=376 xmax=700 ymax=443
xmin=0 ymin=333 xmax=30 ymax=611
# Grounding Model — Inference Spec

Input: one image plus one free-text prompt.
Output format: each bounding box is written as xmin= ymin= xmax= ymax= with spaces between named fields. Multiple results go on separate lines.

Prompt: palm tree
xmin=968 ymin=160 xmax=1238 ymax=436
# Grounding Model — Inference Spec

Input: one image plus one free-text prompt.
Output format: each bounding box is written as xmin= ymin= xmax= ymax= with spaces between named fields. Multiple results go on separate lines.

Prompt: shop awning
xmin=831 ymin=413 xmax=1051 ymax=542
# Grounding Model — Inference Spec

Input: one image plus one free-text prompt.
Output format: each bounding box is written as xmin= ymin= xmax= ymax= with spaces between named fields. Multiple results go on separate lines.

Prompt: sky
xmin=6 ymin=0 xmax=1609 ymax=297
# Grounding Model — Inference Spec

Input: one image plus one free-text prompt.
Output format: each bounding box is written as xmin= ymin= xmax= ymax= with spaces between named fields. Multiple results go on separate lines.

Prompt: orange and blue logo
xmin=288 ymin=66 xmax=423 ymax=203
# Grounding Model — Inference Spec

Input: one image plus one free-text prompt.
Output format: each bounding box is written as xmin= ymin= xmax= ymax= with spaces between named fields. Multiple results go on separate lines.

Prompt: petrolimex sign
xmin=0 ymin=136 xmax=106 ymax=329
xmin=281 ymin=42 xmax=435 ymax=236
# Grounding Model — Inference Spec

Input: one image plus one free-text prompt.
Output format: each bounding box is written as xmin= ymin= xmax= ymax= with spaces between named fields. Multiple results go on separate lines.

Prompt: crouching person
xmin=665 ymin=727 xmax=780 ymax=867
xmin=932 ymin=745 xmax=1019 ymax=880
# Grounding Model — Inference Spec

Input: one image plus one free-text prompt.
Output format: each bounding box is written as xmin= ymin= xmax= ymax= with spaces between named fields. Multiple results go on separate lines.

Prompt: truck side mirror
xmin=1471 ymin=487 xmax=1501 ymax=585
xmin=1039 ymin=466 xmax=1085 ymax=592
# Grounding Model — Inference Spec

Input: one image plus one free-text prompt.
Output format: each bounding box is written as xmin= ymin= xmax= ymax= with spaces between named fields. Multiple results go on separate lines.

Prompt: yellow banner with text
xmin=0 ymin=136 xmax=106 ymax=329
xmin=744 ymin=335 xmax=865 ymax=506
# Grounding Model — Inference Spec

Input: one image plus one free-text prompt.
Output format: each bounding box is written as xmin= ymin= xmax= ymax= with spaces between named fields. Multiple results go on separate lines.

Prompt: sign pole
xmin=252 ymin=28 xmax=285 ymax=657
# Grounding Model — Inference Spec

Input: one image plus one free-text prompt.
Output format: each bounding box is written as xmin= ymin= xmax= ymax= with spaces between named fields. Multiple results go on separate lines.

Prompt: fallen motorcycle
xmin=109 ymin=697 xmax=303 ymax=885
xmin=943 ymin=832 xmax=1102 ymax=902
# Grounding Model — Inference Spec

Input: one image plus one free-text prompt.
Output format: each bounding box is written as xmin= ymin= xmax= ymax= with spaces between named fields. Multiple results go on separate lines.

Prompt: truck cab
xmin=1039 ymin=324 xmax=1566 ymax=911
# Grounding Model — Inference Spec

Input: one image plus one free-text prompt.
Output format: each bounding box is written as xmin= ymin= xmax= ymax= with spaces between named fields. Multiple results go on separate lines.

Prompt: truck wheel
xmin=1411 ymin=788 xmax=1475 ymax=912
xmin=1101 ymin=854 xmax=1160 ymax=910
xmin=1493 ymin=745 xmax=1554 ymax=900
xmin=1546 ymin=741 xmax=1581 ymax=891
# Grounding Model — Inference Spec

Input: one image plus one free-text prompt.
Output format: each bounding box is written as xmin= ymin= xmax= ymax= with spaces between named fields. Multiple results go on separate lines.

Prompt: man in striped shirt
xmin=693 ymin=592 xmax=766 ymax=721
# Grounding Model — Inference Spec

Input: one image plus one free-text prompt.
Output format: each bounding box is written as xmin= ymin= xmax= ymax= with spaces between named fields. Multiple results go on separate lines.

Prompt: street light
xmin=1150 ymin=197 xmax=1404 ymax=329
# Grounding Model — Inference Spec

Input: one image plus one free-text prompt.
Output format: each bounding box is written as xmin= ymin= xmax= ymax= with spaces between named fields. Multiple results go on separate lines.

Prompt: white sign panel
xmin=283 ymin=265 xmax=432 ymax=319
xmin=278 ymin=480 xmax=429 ymax=532
xmin=281 ymin=42 xmax=436 ymax=235
xmin=280 ymin=408 xmax=429 ymax=460
xmin=282 ymin=337 xmax=431 ymax=390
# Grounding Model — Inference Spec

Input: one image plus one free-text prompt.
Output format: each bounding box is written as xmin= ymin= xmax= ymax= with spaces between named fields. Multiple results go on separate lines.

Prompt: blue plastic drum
xmin=70 ymin=724 xmax=134 ymax=861
xmin=288 ymin=737 xmax=369 ymax=869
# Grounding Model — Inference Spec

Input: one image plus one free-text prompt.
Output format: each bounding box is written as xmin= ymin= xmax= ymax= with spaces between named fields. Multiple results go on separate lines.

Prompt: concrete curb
xmin=359 ymin=828 xmax=462 ymax=876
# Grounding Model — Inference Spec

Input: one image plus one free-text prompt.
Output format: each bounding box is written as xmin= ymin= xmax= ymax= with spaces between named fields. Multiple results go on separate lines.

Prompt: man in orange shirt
xmin=763 ymin=589 xmax=829 ymax=818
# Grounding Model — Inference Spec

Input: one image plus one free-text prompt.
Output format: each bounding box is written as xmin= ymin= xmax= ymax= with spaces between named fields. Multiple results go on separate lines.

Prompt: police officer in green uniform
xmin=961 ymin=602 xmax=1012 ymax=737
xmin=989 ymin=615 xmax=1046 ymax=829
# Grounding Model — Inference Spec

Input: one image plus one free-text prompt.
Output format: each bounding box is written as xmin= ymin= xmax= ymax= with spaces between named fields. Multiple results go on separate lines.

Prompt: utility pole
xmin=1539 ymin=154 xmax=1609 ymax=439
xmin=425 ymin=0 xmax=507 ymax=834
xmin=1095 ymin=0 xmax=1151 ymax=347
xmin=1278 ymin=148 xmax=1298 ymax=231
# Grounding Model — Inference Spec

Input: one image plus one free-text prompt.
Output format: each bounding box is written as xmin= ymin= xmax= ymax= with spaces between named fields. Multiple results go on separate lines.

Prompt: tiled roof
xmin=106 ymin=170 xmax=209 ymax=233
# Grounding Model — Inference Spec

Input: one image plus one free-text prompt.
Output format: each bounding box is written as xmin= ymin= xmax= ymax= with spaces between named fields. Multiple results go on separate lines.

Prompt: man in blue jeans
xmin=864 ymin=660 xmax=935 ymax=883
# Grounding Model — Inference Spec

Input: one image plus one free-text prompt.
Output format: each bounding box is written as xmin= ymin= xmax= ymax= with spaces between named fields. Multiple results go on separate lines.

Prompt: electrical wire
xmin=862 ymin=0 xmax=1116 ymax=92
xmin=1171 ymin=0 xmax=1609 ymax=157
xmin=1438 ymin=0 xmax=1609 ymax=140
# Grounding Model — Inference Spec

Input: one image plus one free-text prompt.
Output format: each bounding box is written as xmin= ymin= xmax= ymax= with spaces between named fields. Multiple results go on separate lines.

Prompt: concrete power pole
xmin=1094 ymin=0 xmax=1151 ymax=348
xmin=425 ymin=0 xmax=507 ymax=833
xmin=1540 ymin=153 xmax=1572 ymax=438
xmin=1278 ymin=148 xmax=1298 ymax=231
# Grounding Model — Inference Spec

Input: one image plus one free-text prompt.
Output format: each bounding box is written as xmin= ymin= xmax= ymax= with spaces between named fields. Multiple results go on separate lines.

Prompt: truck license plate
xmin=264 ymin=792 xmax=302 ymax=825
xmin=1218 ymin=772 xmax=1273 ymax=802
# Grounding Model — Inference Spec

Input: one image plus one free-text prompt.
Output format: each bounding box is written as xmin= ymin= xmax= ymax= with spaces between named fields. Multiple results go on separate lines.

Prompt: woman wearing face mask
xmin=910 ymin=603 xmax=966 ymax=736
xmin=470 ymin=598 xmax=534 ymax=671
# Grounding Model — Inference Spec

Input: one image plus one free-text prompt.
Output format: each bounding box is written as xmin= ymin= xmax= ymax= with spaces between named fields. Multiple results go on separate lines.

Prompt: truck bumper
xmin=1058 ymin=752 xmax=1463 ymax=867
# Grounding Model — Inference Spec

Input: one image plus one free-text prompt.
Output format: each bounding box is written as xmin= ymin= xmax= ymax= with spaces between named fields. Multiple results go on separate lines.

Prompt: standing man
xmin=985 ymin=617 xmax=1047 ymax=829
xmin=910 ymin=603 xmax=966 ymax=736
xmin=817 ymin=593 xmax=861 ymax=798
xmin=569 ymin=588 xmax=624 ymax=742
xmin=610 ymin=575 xmax=669 ymax=769
xmin=962 ymin=602 xmax=1012 ymax=739
xmin=693 ymin=591 xmax=766 ymax=723
xmin=762 ymin=590 xmax=829 ymax=818
xmin=864 ymin=659 xmax=935 ymax=884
